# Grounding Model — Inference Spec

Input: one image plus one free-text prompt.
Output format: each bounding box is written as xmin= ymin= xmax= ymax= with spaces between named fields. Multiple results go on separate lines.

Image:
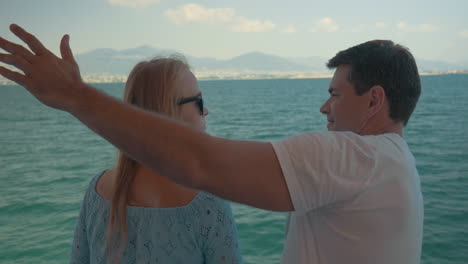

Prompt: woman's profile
xmin=70 ymin=56 xmax=242 ymax=263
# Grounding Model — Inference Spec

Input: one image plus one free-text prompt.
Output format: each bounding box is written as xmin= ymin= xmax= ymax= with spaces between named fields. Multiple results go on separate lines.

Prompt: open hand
xmin=0 ymin=24 xmax=86 ymax=111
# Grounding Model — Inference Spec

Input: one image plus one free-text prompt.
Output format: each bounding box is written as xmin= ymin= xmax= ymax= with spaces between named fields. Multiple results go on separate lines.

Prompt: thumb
xmin=60 ymin=34 xmax=77 ymax=65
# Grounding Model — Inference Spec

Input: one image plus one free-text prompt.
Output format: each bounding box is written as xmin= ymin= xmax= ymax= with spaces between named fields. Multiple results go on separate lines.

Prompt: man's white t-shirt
xmin=271 ymin=132 xmax=423 ymax=264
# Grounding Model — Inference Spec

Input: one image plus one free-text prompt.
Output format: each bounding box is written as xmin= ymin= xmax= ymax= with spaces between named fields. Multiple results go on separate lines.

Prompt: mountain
xmin=223 ymin=52 xmax=306 ymax=71
xmin=186 ymin=56 xmax=224 ymax=70
xmin=288 ymin=56 xmax=328 ymax=71
xmin=2 ymin=49 xmax=465 ymax=84
xmin=76 ymin=46 xmax=177 ymax=74
xmin=76 ymin=48 xmax=328 ymax=75
xmin=74 ymin=46 xmax=468 ymax=78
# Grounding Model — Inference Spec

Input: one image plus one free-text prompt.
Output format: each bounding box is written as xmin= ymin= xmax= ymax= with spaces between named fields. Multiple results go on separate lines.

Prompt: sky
xmin=1 ymin=0 xmax=468 ymax=63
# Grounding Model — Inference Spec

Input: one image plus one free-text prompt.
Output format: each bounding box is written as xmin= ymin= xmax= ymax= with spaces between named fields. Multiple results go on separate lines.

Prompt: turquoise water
xmin=1 ymin=75 xmax=467 ymax=263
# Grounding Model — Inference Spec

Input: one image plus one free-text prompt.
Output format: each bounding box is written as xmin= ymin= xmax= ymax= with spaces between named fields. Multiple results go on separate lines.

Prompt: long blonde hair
xmin=106 ymin=56 xmax=190 ymax=262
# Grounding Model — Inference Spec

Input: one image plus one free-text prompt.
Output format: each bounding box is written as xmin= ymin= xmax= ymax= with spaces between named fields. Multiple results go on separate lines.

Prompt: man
xmin=0 ymin=24 xmax=423 ymax=263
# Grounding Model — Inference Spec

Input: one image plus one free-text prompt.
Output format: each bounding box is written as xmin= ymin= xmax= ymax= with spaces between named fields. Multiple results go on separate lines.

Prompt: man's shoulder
xmin=273 ymin=131 xmax=409 ymax=160
xmin=275 ymin=131 xmax=371 ymax=146
xmin=325 ymin=131 xmax=406 ymax=148
xmin=272 ymin=131 xmax=411 ymax=159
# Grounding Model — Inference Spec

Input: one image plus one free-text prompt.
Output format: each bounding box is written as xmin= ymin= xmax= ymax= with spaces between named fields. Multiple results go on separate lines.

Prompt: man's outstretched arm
xmin=0 ymin=24 xmax=293 ymax=212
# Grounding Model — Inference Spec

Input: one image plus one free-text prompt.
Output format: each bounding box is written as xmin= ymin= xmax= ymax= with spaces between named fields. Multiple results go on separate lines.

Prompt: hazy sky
xmin=1 ymin=0 xmax=468 ymax=62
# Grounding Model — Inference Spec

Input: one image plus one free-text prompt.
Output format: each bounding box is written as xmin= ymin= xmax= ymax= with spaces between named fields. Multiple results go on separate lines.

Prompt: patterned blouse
xmin=70 ymin=172 xmax=243 ymax=263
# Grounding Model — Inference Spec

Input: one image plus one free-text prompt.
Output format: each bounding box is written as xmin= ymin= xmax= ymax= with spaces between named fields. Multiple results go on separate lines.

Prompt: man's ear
xmin=367 ymin=85 xmax=386 ymax=116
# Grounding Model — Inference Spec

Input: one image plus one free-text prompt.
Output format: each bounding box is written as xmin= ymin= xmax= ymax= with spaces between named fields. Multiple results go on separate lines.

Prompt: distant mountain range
xmin=75 ymin=45 xmax=468 ymax=78
xmin=1 ymin=45 xmax=467 ymax=85
xmin=75 ymin=46 xmax=328 ymax=77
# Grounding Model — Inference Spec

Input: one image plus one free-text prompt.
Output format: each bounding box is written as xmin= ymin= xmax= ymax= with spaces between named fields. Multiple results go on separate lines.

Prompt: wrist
xmin=66 ymin=82 xmax=101 ymax=116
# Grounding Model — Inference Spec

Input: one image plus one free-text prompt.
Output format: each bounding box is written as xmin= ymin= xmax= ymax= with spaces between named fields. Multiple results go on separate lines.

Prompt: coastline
xmin=0 ymin=71 xmax=467 ymax=85
xmin=419 ymin=70 xmax=468 ymax=76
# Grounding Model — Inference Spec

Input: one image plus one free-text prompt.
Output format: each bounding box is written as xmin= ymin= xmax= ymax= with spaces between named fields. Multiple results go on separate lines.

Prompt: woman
xmin=70 ymin=56 xmax=242 ymax=263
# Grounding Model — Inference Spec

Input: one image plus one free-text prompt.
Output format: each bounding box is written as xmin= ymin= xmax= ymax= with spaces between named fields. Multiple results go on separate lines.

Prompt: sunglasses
xmin=177 ymin=94 xmax=204 ymax=115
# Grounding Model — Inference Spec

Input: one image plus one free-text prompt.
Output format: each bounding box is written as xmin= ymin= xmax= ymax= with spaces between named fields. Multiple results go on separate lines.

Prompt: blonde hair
xmin=106 ymin=55 xmax=190 ymax=262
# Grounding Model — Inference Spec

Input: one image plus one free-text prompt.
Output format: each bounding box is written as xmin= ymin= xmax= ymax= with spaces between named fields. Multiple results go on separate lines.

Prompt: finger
xmin=0 ymin=65 xmax=31 ymax=87
xmin=0 ymin=36 xmax=35 ymax=62
xmin=0 ymin=53 xmax=31 ymax=75
xmin=60 ymin=34 xmax=77 ymax=65
xmin=9 ymin=24 xmax=49 ymax=56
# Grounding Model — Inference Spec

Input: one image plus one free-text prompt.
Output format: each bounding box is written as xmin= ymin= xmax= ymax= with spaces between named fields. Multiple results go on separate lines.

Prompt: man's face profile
xmin=320 ymin=65 xmax=370 ymax=133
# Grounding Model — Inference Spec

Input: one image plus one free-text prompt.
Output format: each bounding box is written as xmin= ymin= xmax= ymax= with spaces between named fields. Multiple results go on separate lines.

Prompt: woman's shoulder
xmin=80 ymin=170 xmax=109 ymax=202
xmin=93 ymin=169 xmax=114 ymax=199
xmin=194 ymin=192 xmax=232 ymax=209
xmin=191 ymin=192 xmax=234 ymax=223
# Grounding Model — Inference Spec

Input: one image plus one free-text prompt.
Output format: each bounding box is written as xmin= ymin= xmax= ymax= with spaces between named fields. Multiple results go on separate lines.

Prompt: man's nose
xmin=320 ymin=100 xmax=329 ymax=114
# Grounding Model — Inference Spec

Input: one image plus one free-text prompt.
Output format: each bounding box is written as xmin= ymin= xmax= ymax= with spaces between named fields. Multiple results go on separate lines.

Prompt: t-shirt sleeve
xmin=271 ymin=132 xmax=377 ymax=214
xmin=202 ymin=199 xmax=243 ymax=264
xmin=69 ymin=198 xmax=90 ymax=264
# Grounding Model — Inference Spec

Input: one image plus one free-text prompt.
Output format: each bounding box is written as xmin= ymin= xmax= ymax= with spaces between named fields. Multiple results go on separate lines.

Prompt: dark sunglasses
xmin=177 ymin=95 xmax=204 ymax=115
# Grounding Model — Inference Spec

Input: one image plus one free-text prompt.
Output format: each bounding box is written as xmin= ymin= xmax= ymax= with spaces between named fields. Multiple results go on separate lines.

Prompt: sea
xmin=1 ymin=74 xmax=467 ymax=264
